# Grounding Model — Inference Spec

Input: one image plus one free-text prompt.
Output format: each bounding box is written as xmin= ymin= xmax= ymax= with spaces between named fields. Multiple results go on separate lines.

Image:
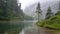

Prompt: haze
xmin=19 ymin=0 xmax=59 ymax=10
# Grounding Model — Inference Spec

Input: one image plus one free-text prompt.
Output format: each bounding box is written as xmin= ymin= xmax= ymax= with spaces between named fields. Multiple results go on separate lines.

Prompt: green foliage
xmin=45 ymin=7 xmax=53 ymax=19
xmin=36 ymin=14 xmax=60 ymax=30
xmin=0 ymin=0 xmax=24 ymax=33
xmin=24 ymin=14 xmax=34 ymax=20
xmin=55 ymin=11 xmax=60 ymax=15
xmin=0 ymin=0 xmax=24 ymax=20
xmin=0 ymin=0 xmax=13 ymax=20
xmin=36 ymin=20 xmax=46 ymax=27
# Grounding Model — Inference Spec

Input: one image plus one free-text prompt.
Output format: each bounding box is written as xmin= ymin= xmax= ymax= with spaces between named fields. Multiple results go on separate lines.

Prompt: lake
xmin=1 ymin=20 xmax=59 ymax=34
xmin=19 ymin=20 xmax=58 ymax=34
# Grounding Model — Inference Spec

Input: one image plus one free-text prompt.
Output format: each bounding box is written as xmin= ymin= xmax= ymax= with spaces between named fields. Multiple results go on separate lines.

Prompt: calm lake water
xmin=1 ymin=20 xmax=58 ymax=34
xmin=19 ymin=20 xmax=58 ymax=34
xmin=19 ymin=20 xmax=37 ymax=34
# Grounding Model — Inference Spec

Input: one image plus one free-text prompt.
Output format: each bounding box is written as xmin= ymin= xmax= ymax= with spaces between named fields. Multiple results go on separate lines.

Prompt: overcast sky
xmin=19 ymin=0 xmax=59 ymax=10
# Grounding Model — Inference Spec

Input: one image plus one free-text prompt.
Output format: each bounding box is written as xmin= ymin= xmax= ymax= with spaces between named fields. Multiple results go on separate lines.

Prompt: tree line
xmin=0 ymin=0 xmax=24 ymax=21
xmin=36 ymin=2 xmax=60 ymax=30
xmin=36 ymin=2 xmax=60 ymax=20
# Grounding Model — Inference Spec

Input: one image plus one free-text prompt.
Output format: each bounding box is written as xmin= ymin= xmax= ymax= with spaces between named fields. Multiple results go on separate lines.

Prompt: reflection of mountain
xmin=24 ymin=1 xmax=59 ymax=19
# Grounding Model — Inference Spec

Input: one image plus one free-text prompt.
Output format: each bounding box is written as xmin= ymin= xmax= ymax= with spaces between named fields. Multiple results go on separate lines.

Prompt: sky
xmin=19 ymin=0 xmax=38 ymax=10
xmin=19 ymin=0 xmax=59 ymax=10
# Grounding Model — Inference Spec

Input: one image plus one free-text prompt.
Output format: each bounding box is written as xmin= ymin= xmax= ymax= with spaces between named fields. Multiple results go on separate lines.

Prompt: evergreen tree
xmin=55 ymin=1 xmax=60 ymax=15
xmin=59 ymin=1 xmax=60 ymax=10
xmin=0 ymin=0 xmax=13 ymax=20
xmin=45 ymin=7 xmax=53 ymax=19
xmin=0 ymin=0 xmax=24 ymax=20
xmin=11 ymin=0 xmax=24 ymax=20
xmin=36 ymin=2 xmax=42 ymax=21
xmin=17 ymin=3 xmax=24 ymax=20
xmin=55 ymin=11 xmax=60 ymax=15
xmin=0 ymin=0 xmax=24 ymax=33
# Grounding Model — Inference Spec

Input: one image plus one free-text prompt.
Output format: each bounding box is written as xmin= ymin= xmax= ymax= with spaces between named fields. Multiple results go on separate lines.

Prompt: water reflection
xmin=20 ymin=30 xmax=24 ymax=34
xmin=0 ymin=20 xmax=59 ymax=34
xmin=0 ymin=21 xmax=24 ymax=34
xmin=19 ymin=20 xmax=59 ymax=34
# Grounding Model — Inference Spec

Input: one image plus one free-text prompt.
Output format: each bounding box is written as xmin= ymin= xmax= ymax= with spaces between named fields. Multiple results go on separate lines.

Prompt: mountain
xmin=24 ymin=1 xmax=59 ymax=19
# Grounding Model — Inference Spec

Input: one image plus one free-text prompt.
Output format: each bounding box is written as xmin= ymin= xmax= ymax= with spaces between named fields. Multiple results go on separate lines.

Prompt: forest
xmin=36 ymin=2 xmax=60 ymax=30
xmin=0 ymin=0 xmax=60 ymax=34
xmin=0 ymin=0 xmax=34 ymax=34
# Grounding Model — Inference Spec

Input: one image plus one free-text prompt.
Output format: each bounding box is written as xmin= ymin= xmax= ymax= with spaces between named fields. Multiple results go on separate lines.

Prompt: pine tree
xmin=45 ymin=7 xmax=53 ymax=19
xmin=57 ymin=1 xmax=60 ymax=12
xmin=36 ymin=2 xmax=42 ymax=21
xmin=0 ymin=0 xmax=24 ymax=20
xmin=17 ymin=3 xmax=24 ymax=20
xmin=0 ymin=0 xmax=8 ymax=20
xmin=55 ymin=1 xmax=60 ymax=15
xmin=55 ymin=11 xmax=60 ymax=15
xmin=0 ymin=0 xmax=13 ymax=20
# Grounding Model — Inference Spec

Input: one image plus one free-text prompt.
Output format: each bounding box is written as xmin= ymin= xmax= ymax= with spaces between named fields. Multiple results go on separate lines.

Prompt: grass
xmin=36 ymin=15 xmax=60 ymax=30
